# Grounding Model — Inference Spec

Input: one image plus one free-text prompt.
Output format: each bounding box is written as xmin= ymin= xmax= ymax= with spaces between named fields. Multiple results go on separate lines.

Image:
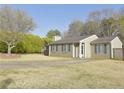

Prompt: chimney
xmin=53 ymin=36 xmax=61 ymax=41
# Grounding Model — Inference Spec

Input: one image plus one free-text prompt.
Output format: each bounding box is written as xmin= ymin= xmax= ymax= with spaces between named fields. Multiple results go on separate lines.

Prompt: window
xmin=95 ymin=44 xmax=107 ymax=54
xmin=56 ymin=45 xmax=58 ymax=51
xmin=64 ymin=45 xmax=66 ymax=52
xmin=95 ymin=44 xmax=97 ymax=53
xmin=95 ymin=44 xmax=100 ymax=54
xmin=62 ymin=44 xmax=63 ymax=52
xmin=51 ymin=45 xmax=54 ymax=52
xmin=68 ymin=44 xmax=71 ymax=52
xmin=53 ymin=45 xmax=54 ymax=51
xmin=98 ymin=44 xmax=100 ymax=53
xmin=104 ymin=44 xmax=107 ymax=54
xmin=51 ymin=45 xmax=53 ymax=52
xmin=61 ymin=44 xmax=67 ymax=52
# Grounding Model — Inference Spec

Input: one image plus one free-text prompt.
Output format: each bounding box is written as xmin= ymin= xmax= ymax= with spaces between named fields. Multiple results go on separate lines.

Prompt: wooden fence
xmin=113 ymin=48 xmax=124 ymax=60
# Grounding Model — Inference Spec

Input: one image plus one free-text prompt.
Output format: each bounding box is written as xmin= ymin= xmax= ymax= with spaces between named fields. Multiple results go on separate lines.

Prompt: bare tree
xmin=87 ymin=10 xmax=102 ymax=35
xmin=101 ymin=8 xmax=117 ymax=19
xmin=87 ymin=8 xmax=118 ymax=37
xmin=81 ymin=21 xmax=98 ymax=35
xmin=0 ymin=6 xmax=36 ymax=54
xmin=88 ymin=10 xmax=102 ymax=22
xmin=65 ymin=20 xmax=83 ymax=37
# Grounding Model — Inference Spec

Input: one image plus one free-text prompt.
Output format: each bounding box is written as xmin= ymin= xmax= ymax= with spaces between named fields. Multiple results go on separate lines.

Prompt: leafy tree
xmin=0 ymin=34 xmax=52 ymax=54
xmin=11 ymin=42 xmax=26 ymax=53
xmin=0 ymin=42 xmax=7 ymax=53
xmin=41 ymin=37 xmax=53 ymax=53
xmin=46 ymin=29 xmax=61 ymax=39
xmin=21 ymin=34 xmax=43 ymax=53
xmin=11 ymin=34 xmax=43 ymax=53
xmin=0 ymin=6 xmax=36 ymax=54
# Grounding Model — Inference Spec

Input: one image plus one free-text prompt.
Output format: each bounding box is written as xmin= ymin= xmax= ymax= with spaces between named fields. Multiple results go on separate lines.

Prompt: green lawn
xmin=0 ymin=59 xmax=124 ymax=88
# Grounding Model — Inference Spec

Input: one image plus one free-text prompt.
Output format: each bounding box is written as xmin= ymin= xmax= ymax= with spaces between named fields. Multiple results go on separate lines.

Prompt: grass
xmin=0 ymin=59 xmax=124 ymax=88
xmin=0 ymin=54 xmax=72 ymax=62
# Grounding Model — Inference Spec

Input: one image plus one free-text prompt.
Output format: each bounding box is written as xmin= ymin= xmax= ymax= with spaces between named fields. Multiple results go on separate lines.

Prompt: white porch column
xmin=72 ymin=44 xmax=75 ymax=57
xmin=79 ymin=42 xmax=82 ymax=58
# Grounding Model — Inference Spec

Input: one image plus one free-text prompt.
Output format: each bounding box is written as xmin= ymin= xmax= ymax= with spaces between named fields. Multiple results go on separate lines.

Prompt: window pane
xmin=98 ymin=44 xmax=100 ymax=53
xmin=95 ymin=44 xmax=97 ymax=54
xmin=51 ymin=45 xmax=52 ymax=51
xmin=64 ymin=45 xmax=66 ymax=52
xmin=104 ymin=44 xmax=107 ymax=54
xmin=53 ymin=45 xmax=55 ymax=51
xmin=56 ymin=45 xmax=58 ymax=51
xmin=96 ymin=44 xmax=99 ymax=54
xmin=68 ymin=44 xmax=71 ymax=52
xmin=62 ymin=44 xmax=63 ymax=52
xmin=100 ymin=44 xmax=103 ymax=54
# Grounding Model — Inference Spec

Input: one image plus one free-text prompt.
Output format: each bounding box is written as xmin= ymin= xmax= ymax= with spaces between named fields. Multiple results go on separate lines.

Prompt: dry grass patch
xmin=0 ymin=54 xmax=72 ymax=62
xmin=0 ymin=59 xmax=124 ymax=88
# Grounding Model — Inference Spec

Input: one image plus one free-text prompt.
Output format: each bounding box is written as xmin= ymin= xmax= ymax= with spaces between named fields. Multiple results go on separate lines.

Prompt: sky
xmin=0 ymin=4 xmax=124 ymax=37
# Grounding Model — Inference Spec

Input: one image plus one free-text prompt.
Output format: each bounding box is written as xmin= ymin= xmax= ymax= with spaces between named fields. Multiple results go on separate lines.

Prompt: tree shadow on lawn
xmin=0 ymin=78 xmax=14 ymax=89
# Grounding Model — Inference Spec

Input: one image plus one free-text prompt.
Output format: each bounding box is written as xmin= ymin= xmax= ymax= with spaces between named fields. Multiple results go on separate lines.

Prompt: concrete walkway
xmin=0 ymin=59 xmax=89 ymax=69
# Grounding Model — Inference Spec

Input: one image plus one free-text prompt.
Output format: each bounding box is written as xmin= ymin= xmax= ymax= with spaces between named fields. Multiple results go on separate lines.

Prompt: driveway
xmin=0 ymin=59 xmax=89 ymax=69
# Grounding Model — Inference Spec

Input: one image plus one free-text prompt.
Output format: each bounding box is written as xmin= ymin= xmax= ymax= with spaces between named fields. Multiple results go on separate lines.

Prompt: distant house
xmin=91 ymin=36 xmax=122 ymax=59
xmin=49 ymin=35 xmax=98 ymax=58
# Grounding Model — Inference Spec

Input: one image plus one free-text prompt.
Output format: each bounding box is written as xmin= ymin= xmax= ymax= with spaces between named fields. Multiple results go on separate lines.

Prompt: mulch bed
xmin=0 ymin=53 xmax=21 ymax=59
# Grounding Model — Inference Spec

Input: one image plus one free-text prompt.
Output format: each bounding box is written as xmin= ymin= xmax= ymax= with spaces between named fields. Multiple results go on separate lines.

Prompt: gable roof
xmin=52 ymin=35 xmax=91 ymax=44
xmin=91 ymin=36 xmax=116 ymax=44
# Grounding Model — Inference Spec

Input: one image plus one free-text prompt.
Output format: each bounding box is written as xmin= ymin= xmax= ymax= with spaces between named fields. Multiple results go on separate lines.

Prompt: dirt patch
xmin=0 ymin=54 xmax=21 ymax=59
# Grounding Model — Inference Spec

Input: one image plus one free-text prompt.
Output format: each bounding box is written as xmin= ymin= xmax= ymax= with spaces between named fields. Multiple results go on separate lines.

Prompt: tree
xmin=0 ymin=42 xmax=7 ymax=53
xmin=0 ymin=6 xmax=36 ymax=54
xmin=65 ymin=20 xmax=83 ymax=37
xmin=115 ymin=16 xmax=124 ymax=42
xmin=101 ymin=8 xmax=117 ymax=19
xmin=0 ymin=34 xmax=51 ymax=54
xmin=100 ymin=17 xmax=117 ymax=37
xmin=81 ymin=21 xmax=98 ymax=36
xmin=46 ymin=29 xmax=61 ymax=39
xmin=88 ymin=10 xmax=102 ymax=22
xmin=87 ymin=11 xmax=102 ymax=36
xmin=20 ymin=34 xmax=43 ymax=53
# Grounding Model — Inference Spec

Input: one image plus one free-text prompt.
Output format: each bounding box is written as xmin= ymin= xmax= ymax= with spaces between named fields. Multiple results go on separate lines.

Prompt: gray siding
xmin=50 ymin=44 xmax=73 ymax=57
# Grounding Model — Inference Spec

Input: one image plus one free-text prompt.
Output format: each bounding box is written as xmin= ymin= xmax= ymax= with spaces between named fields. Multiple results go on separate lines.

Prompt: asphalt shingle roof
xmin=91 ymin=36 xmax=116 ymax=44
xmin=52 ymin=35 xmax=91 ymax=44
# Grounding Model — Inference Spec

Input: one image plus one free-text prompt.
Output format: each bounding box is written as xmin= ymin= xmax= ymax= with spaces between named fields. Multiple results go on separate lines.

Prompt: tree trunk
xmin=7 ymin=44 xmax=11 ymax=55
xmin=7 ymin=43 xmax=15 ymax=55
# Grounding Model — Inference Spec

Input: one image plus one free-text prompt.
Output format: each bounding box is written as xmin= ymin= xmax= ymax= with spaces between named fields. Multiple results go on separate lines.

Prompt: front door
xmin=81 ymin=44 xmax=84 ymax=58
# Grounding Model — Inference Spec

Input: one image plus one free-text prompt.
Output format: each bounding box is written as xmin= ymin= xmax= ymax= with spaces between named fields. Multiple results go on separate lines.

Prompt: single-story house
xmin=91 ymin=36 xmax=122 ymax=59
xmin=49 ymin=35 xmax=98 ymax=58
xmin=48 ymin=35 xmax=123 ymax=59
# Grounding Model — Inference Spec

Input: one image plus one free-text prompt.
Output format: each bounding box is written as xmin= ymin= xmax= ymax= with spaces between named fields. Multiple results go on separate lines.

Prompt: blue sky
xmin=0 ymin=4 xmax=124 ymax=37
